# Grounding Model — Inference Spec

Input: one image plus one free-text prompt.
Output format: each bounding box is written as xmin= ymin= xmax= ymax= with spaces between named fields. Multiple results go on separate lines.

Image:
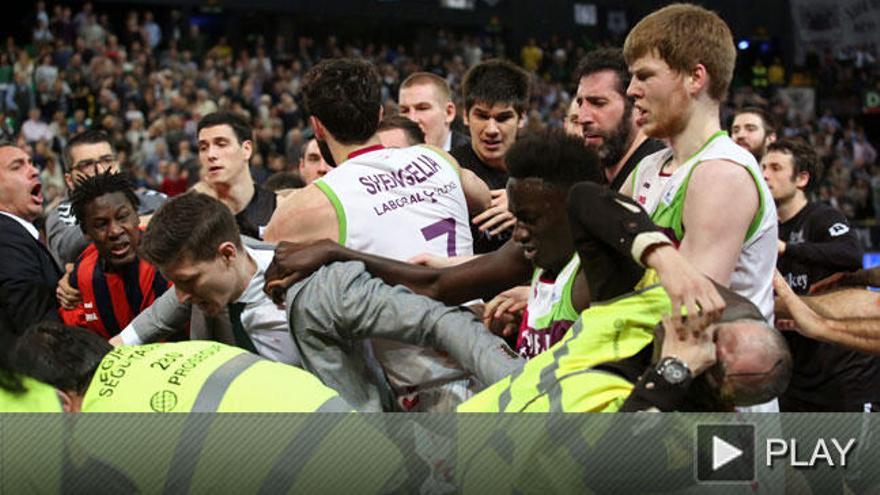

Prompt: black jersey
xmin=235 ymin=184 xmax=277 ymax=240
xmin=777 ymin=201 xmax=880 ymax=410
xmin=451 ymin=144 xmax=511 ymax=254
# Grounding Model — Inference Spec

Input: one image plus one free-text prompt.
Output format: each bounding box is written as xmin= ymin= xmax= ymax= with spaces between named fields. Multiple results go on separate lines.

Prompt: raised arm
xmin=265 ymin=238 xmax=531 ymax=305
xmin=774 ymin=271 xmax=880 ymax=355
xmin=567 ymin=181 xmax=725 ymax=320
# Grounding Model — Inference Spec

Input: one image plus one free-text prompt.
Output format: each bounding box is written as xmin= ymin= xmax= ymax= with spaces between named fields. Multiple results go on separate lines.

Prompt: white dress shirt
xmin=233 ymin=246 xmax=301 ymax=366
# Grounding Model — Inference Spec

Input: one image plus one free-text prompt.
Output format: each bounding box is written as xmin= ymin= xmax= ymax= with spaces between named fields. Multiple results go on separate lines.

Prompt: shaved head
xmin=707 ymin=319 xmax=792 ymax=407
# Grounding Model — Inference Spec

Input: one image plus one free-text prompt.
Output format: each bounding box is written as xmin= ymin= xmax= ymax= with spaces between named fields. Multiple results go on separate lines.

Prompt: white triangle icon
xmin=712 ymin=436 xmax=743 ymax=471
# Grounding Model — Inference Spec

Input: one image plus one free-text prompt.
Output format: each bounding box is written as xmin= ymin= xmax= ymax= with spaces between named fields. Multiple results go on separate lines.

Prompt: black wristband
xmin=620 ymin=366 xmax=694 ymax=412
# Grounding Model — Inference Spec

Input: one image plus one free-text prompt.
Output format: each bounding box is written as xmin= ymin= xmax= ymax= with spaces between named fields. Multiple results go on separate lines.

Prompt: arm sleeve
xmin=45 ymin=210 xmax=89 ymax=266
xmin=619 ymin=368 xmax=692 ymax=412
xmin=567 ymin=182 xmax=653 ymax=301
xmin=285 ymin=261 xmax=524 ymax=386
xmin=122 ymin=286 xmax=192 ymax=344
xmin=784 ymin=208 xmax=863 ymax=271
xmin=0 ymin=243 xmax=59 ymax=334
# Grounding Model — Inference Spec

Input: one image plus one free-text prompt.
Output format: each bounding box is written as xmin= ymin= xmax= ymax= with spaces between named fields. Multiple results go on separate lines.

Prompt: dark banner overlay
xmin=1 ymin=413 xmax=876 ymax=493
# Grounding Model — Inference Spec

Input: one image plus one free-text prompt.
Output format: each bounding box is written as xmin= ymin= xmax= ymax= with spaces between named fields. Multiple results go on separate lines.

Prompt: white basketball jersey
xmin=631 ymin=132 xmax=778 ymax=322
xmin=317 ymin=144 xmax=474 ymax=392
xmin=317 ymin=144 xmax=473 ymax=261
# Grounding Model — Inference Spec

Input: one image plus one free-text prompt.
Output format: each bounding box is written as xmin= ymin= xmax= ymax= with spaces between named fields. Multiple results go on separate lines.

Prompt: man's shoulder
xmin=802 ymin=202 xmax=852 ymax=235
xmin=0 ymin=214 xmax=29 ymax=238
xmin=632 ymin=139 xmax=667 ymax=164
xmin=803 ymin=201 xmax=844 ymax=219
xmin=703 ymin=135 xmax=760 ymax=170
xmin=135 ymin=189 xmax=167 ymax=214
xmin=46 ymin=199 xmax=76 ymax=227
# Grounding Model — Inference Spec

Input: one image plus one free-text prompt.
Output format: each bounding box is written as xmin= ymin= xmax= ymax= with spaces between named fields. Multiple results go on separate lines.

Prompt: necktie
xmin=227 ymin=302 xmax=258 ymax=354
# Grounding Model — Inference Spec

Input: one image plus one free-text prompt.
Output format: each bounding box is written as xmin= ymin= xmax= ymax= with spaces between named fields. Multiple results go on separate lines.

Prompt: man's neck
xmin=212 ymin=175 xmax=255 ymax=215
xmin=667 ymin=101 xmax=722 ymax=173
xmin=777 ymin=193 xmax=808 ymax=223
xmin=230 ymin=250 xmax=259 ymax=303
xmin=329 ymin=135 xmax=383 ymax=166
xmin=474 ymin=147 xmax=506 ymax=171
xmin=605 ymin=130 xmax=647 ymax=185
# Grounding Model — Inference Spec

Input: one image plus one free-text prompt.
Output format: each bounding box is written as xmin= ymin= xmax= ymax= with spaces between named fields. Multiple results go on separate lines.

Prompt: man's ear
xmin=517 ymin=112 xmax=526 ymax=129
xmin=795 ymin=171 xmax=810 ymax=190
xmin=64 ymin=172 xmax=75 ymax=191
xmin=445 ymin=101 xmax=456 ymax=126
xmin=218 ymin=241 xmax=239 ymax=265
xmin=241 ymin=139 xmax=253 ymax=161
xmin=58 ymin=389 xmax=83 ymax=412
xmin=766 ymin=132 xmax=777 ymax=145
xmin=687 ymin=63 xmax=709 ymax=97
xmin=311 ymin=116 xmax=325 ymax=140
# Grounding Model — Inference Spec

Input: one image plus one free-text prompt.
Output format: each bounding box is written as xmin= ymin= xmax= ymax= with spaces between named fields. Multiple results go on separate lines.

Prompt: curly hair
xmin=301 ymin=58 xmax=382 ymax=144
xmin=70 ymin=171 xmax=140 ymax=233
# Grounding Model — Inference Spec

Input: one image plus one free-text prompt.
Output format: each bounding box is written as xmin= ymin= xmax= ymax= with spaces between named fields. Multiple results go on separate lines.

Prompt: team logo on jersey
xmin=788 ymin=230 xmax=805 ymax=245
xmin=828 ymin=223 xmax=849 ymax=237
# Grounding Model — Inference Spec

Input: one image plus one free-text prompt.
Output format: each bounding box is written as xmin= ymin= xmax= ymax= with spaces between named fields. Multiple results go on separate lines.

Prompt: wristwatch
xmin=655 ymin=356 xmax=692 ymax=385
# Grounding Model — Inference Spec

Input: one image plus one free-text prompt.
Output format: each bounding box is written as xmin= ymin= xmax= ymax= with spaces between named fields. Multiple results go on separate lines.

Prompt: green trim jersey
xmin=630 ymin=132 xmax=777 ymax=321
xmin=459 ymin=282 xmax=668 ymax=413
xmin=82 ymin=341 xmax=351 ymax=412
xmin=316 ymin=144 xmax=474 ymax=395
xmin=516 ymin=254 xmax=581 ymax=359
xmin=316 ymin=144 xmax=473 ymax=260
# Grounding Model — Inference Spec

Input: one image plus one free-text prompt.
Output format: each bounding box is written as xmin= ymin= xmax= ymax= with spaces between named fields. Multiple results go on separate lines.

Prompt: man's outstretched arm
xmin=567 ymin=181 xmax=725 ymax=321
xmin=774 ymin=271 xmax=880 ymax=355
xmin=284 ymin=261 xmax=524 ymax=405
xmin=265 ymin=238 xmax=531 ymax=306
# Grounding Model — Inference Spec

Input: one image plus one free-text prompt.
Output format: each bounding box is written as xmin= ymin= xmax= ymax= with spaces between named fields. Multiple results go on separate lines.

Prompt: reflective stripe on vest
xmin=82 ymin=342 xmax=348 ymax=413
xmin=191 ymin=352 xmax=260 ymax=412
xmin=460 ymin=282 xmax=669 ymax=412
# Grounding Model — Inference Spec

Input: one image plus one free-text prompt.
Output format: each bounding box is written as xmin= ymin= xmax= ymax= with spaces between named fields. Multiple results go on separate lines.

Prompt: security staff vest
xmin=459 ymin=282 xmax=670 ymax=412
xmin=82 ymin=341 xmax=351 ymax=412
xmin=0 ymin=376 xmax=62 ymax=412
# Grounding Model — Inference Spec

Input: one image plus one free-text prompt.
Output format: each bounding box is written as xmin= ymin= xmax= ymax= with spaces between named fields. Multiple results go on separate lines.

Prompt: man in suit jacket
xmin=0 ymin=144 xmax=62 ymax=353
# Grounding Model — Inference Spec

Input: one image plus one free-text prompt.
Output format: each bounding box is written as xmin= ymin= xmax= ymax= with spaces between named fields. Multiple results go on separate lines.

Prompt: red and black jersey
xmin=60 ymin=243 xmax=170 ymax=339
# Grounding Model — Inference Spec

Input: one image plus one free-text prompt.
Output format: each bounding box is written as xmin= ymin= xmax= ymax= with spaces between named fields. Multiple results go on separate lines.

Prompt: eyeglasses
xmin=71 ymin=155 xmax=117 ymax=174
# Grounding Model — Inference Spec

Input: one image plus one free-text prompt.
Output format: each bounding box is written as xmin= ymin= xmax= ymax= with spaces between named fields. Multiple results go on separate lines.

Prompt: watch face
xmin=660 ymin=359 xmax=689 ymax=384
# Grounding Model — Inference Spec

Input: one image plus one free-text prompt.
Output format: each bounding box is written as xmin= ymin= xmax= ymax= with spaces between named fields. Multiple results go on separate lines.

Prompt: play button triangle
xmin=712 ymin=435 xmax=743 ymax=471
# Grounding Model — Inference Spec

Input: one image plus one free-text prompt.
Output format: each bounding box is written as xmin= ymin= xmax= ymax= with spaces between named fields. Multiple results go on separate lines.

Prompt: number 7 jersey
xmin=315 ymin=144 xmax=474 ymax=260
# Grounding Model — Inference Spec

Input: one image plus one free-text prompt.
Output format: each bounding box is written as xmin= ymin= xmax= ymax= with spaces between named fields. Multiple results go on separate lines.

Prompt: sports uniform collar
xmin=347 ymin=144 xmax=385 ymax=160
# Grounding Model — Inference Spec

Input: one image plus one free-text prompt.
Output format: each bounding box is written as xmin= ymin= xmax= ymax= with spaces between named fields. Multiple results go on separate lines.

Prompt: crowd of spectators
xmin=2 ymin=2 xmax=878 ymax=241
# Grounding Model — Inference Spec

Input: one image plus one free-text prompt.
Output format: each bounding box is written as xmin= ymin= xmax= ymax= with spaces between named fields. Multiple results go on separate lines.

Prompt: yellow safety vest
xmin=459 ymin=281 xmax=669 ymax=413
xmin=0 ymin=375 xmax=63 ymax=412
xmin=82 ymin=341 xmax=351 ymax=413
